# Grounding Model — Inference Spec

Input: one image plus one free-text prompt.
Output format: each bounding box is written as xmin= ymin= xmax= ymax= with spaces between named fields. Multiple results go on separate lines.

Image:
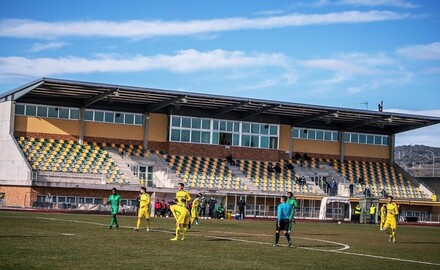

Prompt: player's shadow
xmin=207 ymin=238 xmax=232 ymax=242
xmin=0 ymin=235 xmax=62 ymax=238
xmin=301 ymin=233 xmax=340 ymax=236
xmin=399 ymin=241 xmax=440 ymax=245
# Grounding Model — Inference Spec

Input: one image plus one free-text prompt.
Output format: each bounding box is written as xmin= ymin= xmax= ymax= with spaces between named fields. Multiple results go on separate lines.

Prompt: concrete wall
xmin=0 ymin=101 xmax=31 ymax=185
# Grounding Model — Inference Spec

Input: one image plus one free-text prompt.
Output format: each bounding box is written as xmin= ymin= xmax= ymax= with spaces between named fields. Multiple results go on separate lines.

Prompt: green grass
xmin=1 ymin=211 xmax=439 ymax=270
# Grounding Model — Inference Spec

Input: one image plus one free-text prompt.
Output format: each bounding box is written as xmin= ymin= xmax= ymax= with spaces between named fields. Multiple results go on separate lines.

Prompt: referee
xmin=274 ymin=195 xmax=292 ymax=247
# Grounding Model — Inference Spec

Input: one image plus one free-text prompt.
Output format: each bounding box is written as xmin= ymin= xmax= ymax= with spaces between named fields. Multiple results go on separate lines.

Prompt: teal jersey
xmin=287 ymin=198 xmax=298 ymax=217
xmin=108 ymin=194 xmax=121 ymax=214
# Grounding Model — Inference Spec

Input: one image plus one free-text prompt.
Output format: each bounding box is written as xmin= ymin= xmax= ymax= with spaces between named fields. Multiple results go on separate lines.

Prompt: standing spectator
xmin=349 ymin=183 xmax=354 ymax=197
xmin=331 ymin=180 xmax=338 ymax=196
xmin=354 ymin=204 xmax=361 ymax=223
xmin=358 ymin=177 xmax=364 ymax=185
xmin=364 ymin=186 xmax=371 ymax=198
xmin=216 ymin=203 xmax=225 ymax=219
xmin=369 ymin=204 xmax=376 ymax=225
xmin=160 ymin=200 xmax=167 ymax=217
xmin=273 ymin=195 xmax=292 ymax=247
xmin=208 ymin=196 xmax=217 ymax=218
xmin=274 ymin=164 xmax=281 ymax=173
xmin=237 ymin=198 xmax=246 ymax=220
xmin=154 ymin=199 xmax=161 ymax=217
xmin=199 ymin=194 xmax=207 ymax=218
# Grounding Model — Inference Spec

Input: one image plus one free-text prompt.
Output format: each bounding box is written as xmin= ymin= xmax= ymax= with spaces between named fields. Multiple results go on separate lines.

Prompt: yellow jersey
xmin=139 ymin=193 xmax=150 ymax=208
xmin=192 ymin=197 xmax=200 ymax=210
xmin=386 ymin=202 xmax=398 ymax=220
xmin=380 ymin=205 xmax=387 ymax=220
xmin=176 ymin=190 xmax=192 ymax=207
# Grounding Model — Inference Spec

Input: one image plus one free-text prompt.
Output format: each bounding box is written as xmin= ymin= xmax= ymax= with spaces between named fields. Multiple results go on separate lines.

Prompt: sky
xmin=0 ymin=0 xmax=439 ymax=146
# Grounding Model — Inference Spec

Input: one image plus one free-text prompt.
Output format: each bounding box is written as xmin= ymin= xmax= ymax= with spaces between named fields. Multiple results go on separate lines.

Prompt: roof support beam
xmin=211 ymin=101 xmax=250 ymax=118
xmin=291 ymin=110 xmax=335 ymax=125
xmin=146 ymin=95 xmax=186 ymax=112
xmin=342 ymin=116 xmax=388 ymax=130
xmin=240 ymin=104 xmax=280 ymax=120
xmin=83 ymin=89 xmax=118 ymax=107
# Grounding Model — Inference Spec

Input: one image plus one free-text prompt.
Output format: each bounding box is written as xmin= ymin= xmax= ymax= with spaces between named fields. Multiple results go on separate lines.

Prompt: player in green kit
xmin=107 ymin=188 xmax=123 ymax=229
xmin=286 ymin=192 xmax=298 ymax=233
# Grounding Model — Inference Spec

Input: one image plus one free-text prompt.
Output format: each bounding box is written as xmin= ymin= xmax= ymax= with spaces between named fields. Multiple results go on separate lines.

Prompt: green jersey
xmin=287 ymin=198 xmax=298 ymax=218
xmin=108 ymin=194 xmax=121 ymax=214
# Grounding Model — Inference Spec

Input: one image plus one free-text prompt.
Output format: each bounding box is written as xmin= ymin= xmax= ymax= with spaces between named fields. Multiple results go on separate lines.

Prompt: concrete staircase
xmin=229 ymin=166 xmax=259 ymax=191
xmin=105 ymin=148 xmax=140 ymax=185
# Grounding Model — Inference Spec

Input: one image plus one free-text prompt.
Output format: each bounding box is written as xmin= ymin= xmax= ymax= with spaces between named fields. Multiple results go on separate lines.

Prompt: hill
xmin=394 ymin=145 xmax=440 ymax=177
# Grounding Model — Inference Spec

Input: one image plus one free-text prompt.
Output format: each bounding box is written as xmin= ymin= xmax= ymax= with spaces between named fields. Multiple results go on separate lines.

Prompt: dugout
xmin=358 ymin=197 xmax=380 ymax=224
xmin=319 ymin=196 xmax=351 ymax=221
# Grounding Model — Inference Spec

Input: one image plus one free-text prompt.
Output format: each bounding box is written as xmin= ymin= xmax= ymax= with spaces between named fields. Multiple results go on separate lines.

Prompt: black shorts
xmin=276 ymin=219 xmax=290 ymax=231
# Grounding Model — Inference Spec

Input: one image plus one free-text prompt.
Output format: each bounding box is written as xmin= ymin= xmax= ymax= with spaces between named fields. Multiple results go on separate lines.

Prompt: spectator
xmin=381 ymin=188 xmax=388 ymax=198
xmin=358 ymin=177 xmax=364 ymax=185
xmin=208 ymin=197 xmax=217 ymax=218
xmin=354 ymin=204 xmax=361 ymax=223
xmin=369 ymin=204 xmax=376 ymax=225
xmin=237 ymin=198 xmax=246 ymax=220
xmin=226 ymin=153 xmax=235 ymax=166
xmin=349 ymin=183 xmax=354 ymax=197
xmin=294 ymin=153 xmax=301 ymax=160
xmin=216 ymin=203 xmax=225 ymax=219
xmin=154 ymin=199 xmax=161 ymax=217
xmin=364 ymin=186 xmax=371 ymax=198
xmin=198 ymin=194 xmax=207 ymax=218
xmin=303 ymin=153 xmax=310 ymax=161
xmin=274 ymin=164 xmax=281 ymax=173
xmin=286 ymin=163 xmax=294 ymax=172
xmin=331 ymin=180 xmax=338 ymax=196
xmin=160 ymin=200 xmax=167 ymax=217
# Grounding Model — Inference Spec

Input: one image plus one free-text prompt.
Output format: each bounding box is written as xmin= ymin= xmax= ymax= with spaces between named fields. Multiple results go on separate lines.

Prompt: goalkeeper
xmin=286 ymin=192 xmax=298 ymax=233
xmin=107 ymin=188 xmax=123 ymax=229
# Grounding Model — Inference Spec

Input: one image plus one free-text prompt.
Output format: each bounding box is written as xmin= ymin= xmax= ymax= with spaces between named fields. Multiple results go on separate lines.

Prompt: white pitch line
xmin=34 ymin=216 xmax=440 ymax=266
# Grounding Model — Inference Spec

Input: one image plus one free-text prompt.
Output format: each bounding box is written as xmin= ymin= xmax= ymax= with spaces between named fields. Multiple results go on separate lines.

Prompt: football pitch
xmin=1 ymin=211 xmax=439 ymax=270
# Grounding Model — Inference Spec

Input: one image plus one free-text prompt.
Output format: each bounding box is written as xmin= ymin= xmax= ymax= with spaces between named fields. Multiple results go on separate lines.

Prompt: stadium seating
xmin=16 ymin=137 xmax=128 ymax=184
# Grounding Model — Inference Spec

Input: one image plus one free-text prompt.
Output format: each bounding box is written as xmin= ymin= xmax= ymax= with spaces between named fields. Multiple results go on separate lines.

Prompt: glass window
xmin=70 ymin=109 xmax=79 ymax=120
xmin=15 ymin=104 xmax=25 ymax=115
xmin=226 ymin=121 xmax=233 ymax=132
xmin=95 ymin=111 xmax=104 ymax=122
xmin=191 ymin=130 xmax=201 ymax=143
xmin=351 ymin=133 xmax=359 ymax=143
xmin=182 ymin=117 xmax=191 ymax=128
xmin=300 ymin=129 xmax=308 ymax=139
xmin=316 ymin=130 xmax=324 ymax=140
xmin=95 ymin=198 xmax=103 ymax=204
xmin=57 ymin=197 xmax=66 ymax=203
xmin=48 ymin=107 xmax=58 ymax=118
xmin=26 ymin=105 xmax=36 ymax=116
xmin=382 ymin=136 xmax=389 ymax=145
xmin=241 ymin=135 xmax=250 ymax=147
xmin=260 ymin=136 xmax=269 ymax=148
xmin=212 ymin=132 xmax=219 ymax=144
xmin=171 ymin=129 xmax=180 ymax=141
xmin=359 ymin=134 xmax=366 ymax=144
xmin=374 ymin=135 xmax=382 ymax=145
xmin=115 ymin=113 xmax=124 ymax=123
xmin=233 ymin=134 xmax=240 ymax=146
xmin=105 ymin=112 xmax=114 ymax=123
xmin=308 ymin=130 xmax=316 ymax=140
xmin=171 ymin=116 xmax=180 ymax=127
xmin=233 ymin=122 xmax=240 ymax=132
xmin=251 ymin=135 xmax=259 ymax=147
xmin=181 ymin=130 xmax=190 ymax=142
xmin=344 ymin=133 xmax=350 ymax=142
xmin=36 ymin=106 xmax=47 ymax=117
xmin=292 ymin=128 xmax=299 ymax=138
xmin=270 ymin=125 xmax=277 ymax=135
xmin=202 ymin=119 xmax=210 ymax=129
xmin=270 ymin=137 xmax=278 ymax=149
xmin=192 ymin=118 xmax=201 ymax=129
xmin=250 ymin=124 xmax=259 ymax=134
xmin=261 ymin=124 xmax=269 ymax=135
xmin=125 ymin=114 xmax=134 ymax=124
xmin=213 ymin=120 xmax=219 ymax=131
xmin=219 ymin=121 xmax=226 ymax=131
xmin=242 ymin=123 xmax=250 ymax=133
xmin=332 ymin=131 xmax=339 ymax=141
xmin=135 ymin=115 xmax=143 ymax=125
xmin=201 ymin=132 xmax=210 ymax=144
xmin=59 ymin=108 xmax=69 ymax=119
xmin=367 ymin=135 xmax=374 ymax=144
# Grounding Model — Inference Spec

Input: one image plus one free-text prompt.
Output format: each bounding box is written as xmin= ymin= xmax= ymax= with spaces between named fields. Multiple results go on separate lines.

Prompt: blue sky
xmin=0 ymin=0 xmax=439 ymax=146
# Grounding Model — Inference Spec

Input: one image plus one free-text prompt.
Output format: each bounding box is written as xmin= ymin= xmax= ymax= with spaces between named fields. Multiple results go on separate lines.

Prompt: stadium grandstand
xmin=1 ymin=78 xmax=440 ymax=222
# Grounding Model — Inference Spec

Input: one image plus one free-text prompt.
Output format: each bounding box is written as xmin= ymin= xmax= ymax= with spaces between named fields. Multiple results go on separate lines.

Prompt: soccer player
xmin=191 ymin=193 xmax=201 ymax=225
xmin=379 ymin=204 xmax=387 ymax=230
xmin=170 ymin=200 xmax=190 ymax=241
xmin=134 ymin=187 xmax=151 ymax=232
xmin=176 ymin=182 xmax=192 ymax=207
xmin=383 ymin=196 xmax=399 ymax=243
xmin=274 ymin=195 xmax=292 ymax=247
xmin=286 ymin=192 xmax=298 ymax=233
xmin=107 ymin=187 xmax=123 ymax=229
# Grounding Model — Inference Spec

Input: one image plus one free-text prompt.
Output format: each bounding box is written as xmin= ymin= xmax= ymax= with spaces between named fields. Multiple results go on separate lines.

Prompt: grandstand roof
xmin=2 ymin=77 xmax=439 ymax=135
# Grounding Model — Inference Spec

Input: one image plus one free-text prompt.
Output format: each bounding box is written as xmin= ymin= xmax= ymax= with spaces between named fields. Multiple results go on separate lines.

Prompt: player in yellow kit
xmin=191 ymin=193 xmax=201 ymax=225
xmin=170 ymin=201 xmax=190 ymax=241
xmin=134 ymin=187 xmax=151 ymax=232
xmin=176 ymin=182 xmax=192 ymax=207
xmin=383 ymin=196 xmax=399 ymax=243
xmin=379 ymin=204 xmax=387 ymax=231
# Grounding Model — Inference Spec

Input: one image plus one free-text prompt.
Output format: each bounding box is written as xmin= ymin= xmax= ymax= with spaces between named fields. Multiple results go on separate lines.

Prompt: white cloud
xmin=298 ymin=59 xmax=374 ymax=75
xmin=0 ymin=49 xmax=288 ymax=77
xmin=396 ymin=42 xmax=440 ymax=60
xmin=388 ymin=109 xmax=440 ymax=147
xmin=0 ymin=11 xmax=409 ymax=39
xmin=30 ymin=42 xmax=67 ymax=52
xmin=338 ymin=0 xmax=417 ymax=8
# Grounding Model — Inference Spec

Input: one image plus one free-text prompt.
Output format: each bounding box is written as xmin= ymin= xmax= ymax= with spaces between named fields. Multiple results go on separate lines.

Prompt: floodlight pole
xmin=426 ymin=150 xmax=435 ymax=177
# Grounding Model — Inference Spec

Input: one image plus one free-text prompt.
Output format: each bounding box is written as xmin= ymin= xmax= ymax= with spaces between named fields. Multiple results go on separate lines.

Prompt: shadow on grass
xmin=399 ymin=241 xmax=440 ymax=245
xmin=207 ymin=238 xmax=233 ymax=242
xmin=0 ymin=235 xmax=62 ymax=238
xmin=301 ymin=234 xmax=340 ymax=236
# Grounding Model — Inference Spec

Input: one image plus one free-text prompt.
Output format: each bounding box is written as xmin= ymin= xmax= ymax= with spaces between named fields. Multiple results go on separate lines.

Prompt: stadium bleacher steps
xmin=147 ymin=153 xmax=180 ymax=188
xmin=105 ymin=147 xmax=139 ymax=184
xmin=229 ymin=166 xmax=259 ymax=191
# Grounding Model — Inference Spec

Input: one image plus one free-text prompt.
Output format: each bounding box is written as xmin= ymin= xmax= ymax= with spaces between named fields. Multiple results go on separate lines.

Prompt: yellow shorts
xmin=191 ymin=208 xmax=198 ymax=218
xmin=138 ymin=207 xmax=150 ymax=219
xmin=383 ymin=218 xmax=396 ymax=230
xmin=171 ymin=205 xmax=190 ymax=225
